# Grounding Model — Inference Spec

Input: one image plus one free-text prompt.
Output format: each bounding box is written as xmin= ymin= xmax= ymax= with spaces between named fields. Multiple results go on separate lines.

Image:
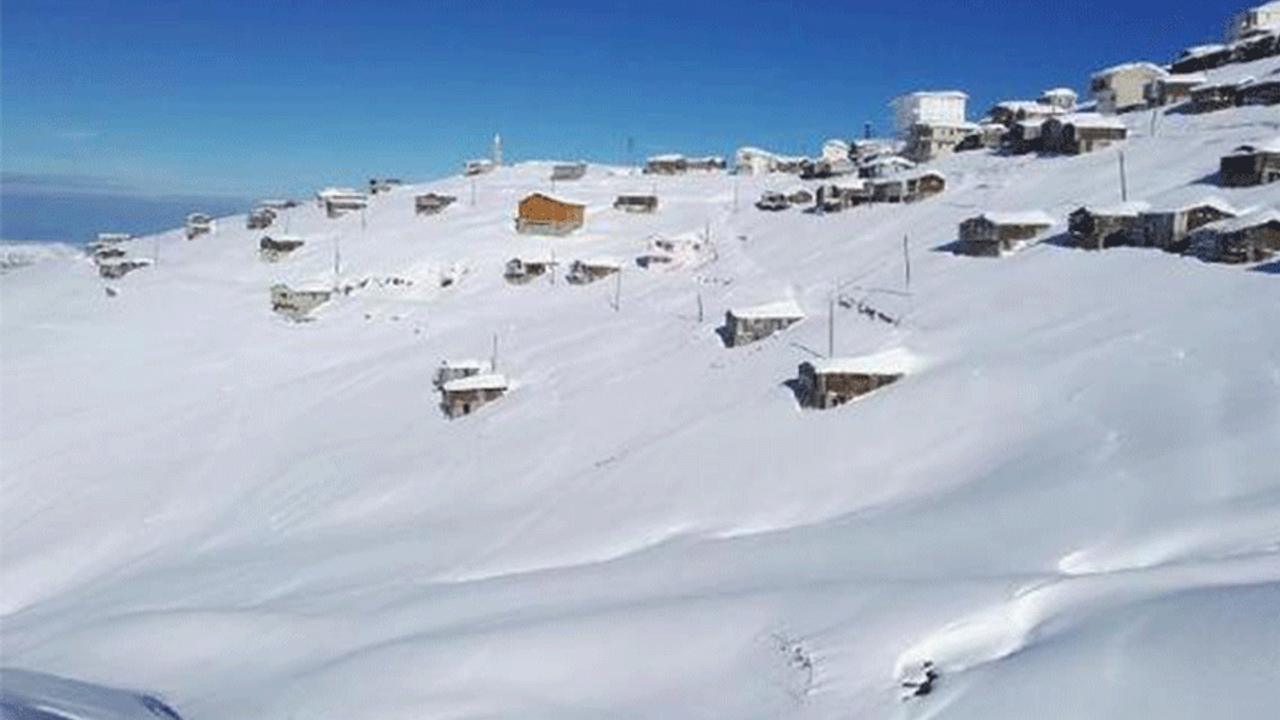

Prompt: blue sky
xmin=1 ymin=0 xmax=1250 ymax=212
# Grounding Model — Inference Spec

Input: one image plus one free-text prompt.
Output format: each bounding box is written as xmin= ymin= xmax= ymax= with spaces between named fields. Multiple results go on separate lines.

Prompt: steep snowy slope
xmin=3 ymin=57 xmax=1279 ymax=720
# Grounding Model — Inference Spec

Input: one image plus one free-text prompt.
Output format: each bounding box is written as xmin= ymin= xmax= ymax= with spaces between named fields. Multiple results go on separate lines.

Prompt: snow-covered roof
xmin=440 ymin=359 xmax=490 ymax=371
xmin=995 ymin=100 xmax=1065 ymax=114
xmin=1042 ymin=87 xmax=1077 ymax=97
xmin=259 ymin=199 xmax=291 ymax=207
xmin=1092 ymin=61 xmax=1168 ymax=79
xmin=728 ymin=299 xmax=805 ymax=320
xmin=575 ymin=257 xmax=623 ymax=269
xmin=1080 ymin=201 xmax=1151 ymax=217
xmin=979 ymin=210 xmax=1055 ymax=227
xmin=442 ymin=373 xmax=508 ymax=392
xmin=649 ymin=154 xmax=686 ymax=162
xmin=1161 ymin=72 xmax=1208 ymax=86
xmin=1180 ymin=44 xmax=1229 ymax=58
xmin=96 ymin=232 xmax=133 ymax=242
xmin=904 ymin=90 xmax=969 ymax=99
xmin=1147 ymin=196 xmax=1239 ymax=215
xmin=1196 ymin=207 xmax=1280 ymax=234
xmin=805 ymin=348 xmax=923 ymax=376
xmin=1232 ymin=136 xmax=1280 ymax=153
xmin=318 ymin=187 xmax=366 ymax=200
xmin=262 ymin=234 xmax=304 ymax=243
xmin=1062 ymin=113 xmax=1128 ymax=130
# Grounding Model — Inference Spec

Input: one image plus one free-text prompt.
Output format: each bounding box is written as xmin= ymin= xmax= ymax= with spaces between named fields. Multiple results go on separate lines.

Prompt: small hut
xmin=97 ymin=258 xmax=152 ymax=279
xmin=504 ymin=257 xmax=558 ymax=284
xmin=904 ymin=171 xmax=946 ymax=202
xmin=644 ymin=154 xmax=687 ymax=174
xmin=1042 ymin=115 xmax=1128 ymax=155
xmin=1189 ymin=81 xmax=1242 ymax=112
xmin=185 ymin=213 xmax=213 ymax=240
xmin=416 ymin=193 xmax=458 ymax=215
xmin=440 ymin=374 xmax=508 ymax=419
xmin=1146 ymin=73 xmax=1207 ymax=106
xmin=516 ymin=193 xmax=585 ymax=235
xmin=1238 ymin=80 xmax=1280 ymax=106
xmin=318 ymin=188 xmax=368 ymax=218
xmin=1189 ymin=209 xmax=1280 ymax=263
xmin=1218 ymin=139 xmax=1280 ymax=186
xmin=465 ymin=159 xmax=495 ymax=176
xmin=270 ymin=283 xmax=332 ymax=320
xmin=1067 ymin=202 xmax=1150 ymax=249
xmin=259 ymin=235 xmax=305 ymax=262
xmin=958 ymin=211 xmax=1055 ymax=256
xmin=723 ymin=300 xmax=805 ymax=347
xmin=614 ymin=195 xmax=659 ymax=213
xmin=566 ymin=258 xmax=621 ymax=285
xmin=795 ymin=348 xmax=918 ymax=409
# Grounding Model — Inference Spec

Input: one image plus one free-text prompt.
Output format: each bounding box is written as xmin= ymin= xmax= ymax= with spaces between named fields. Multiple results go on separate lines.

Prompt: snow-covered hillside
xmin=3 ymin=57 xmax=1280 ymax=720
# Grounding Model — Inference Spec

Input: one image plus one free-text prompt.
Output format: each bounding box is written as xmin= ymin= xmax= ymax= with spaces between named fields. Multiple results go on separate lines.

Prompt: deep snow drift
xmin=3 ymin=57 xmax=1280 ymax=720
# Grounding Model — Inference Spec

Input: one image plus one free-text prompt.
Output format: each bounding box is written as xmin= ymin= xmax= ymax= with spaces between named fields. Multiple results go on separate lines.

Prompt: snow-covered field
xmin=4 ymin=57 xmax=1280 ymax=720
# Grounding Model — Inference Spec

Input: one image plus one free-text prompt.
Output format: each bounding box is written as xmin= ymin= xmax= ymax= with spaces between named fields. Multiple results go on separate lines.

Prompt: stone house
xmin=440 ymin=374 xmax=508 ymax=419
xmin=416 ymin=193 xmax=457 ymax=215
xmin=503 ymin=257 xmax=557 ymax=284
xmin=1042 ymin=115 xmax=1128 ymax=154
xmin=259 ymin=236 xmax=305 ymax=262
xmin=1218 ymin=140 xmax=1280 ymax=186
xmin=795 ymin=349 xmax=918 ymax=409
xmin=958 ymin=211 xmax=1055 ymax=256
xmin=1090 ymin=62 xmax=1168 ymax=113
xmin=1188 ymin=209 xmax=1280 ymax=263
xmin=566 ymin=258 xmax=621 ymax=285
xmin=516 ymin=193 xmax=585 ymax=235
xmin=1137 ymin=199 xmax=1238 ymax=251
xmin=270 ymin=284 xmax=332 ymax=319
xmin=723 ymin=300 xmax=805 ymax=347
xmin=1068 ymin=202 xmax=1150 ymax=249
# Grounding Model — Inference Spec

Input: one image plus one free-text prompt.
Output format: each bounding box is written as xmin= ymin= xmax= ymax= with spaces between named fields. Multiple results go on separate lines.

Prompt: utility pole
xmin=1118 ymin=151 xmax=1129 ymax=202
xmin=697 ymin=289 xmax=704 ymax=323
xmin=828 ymin=284 xmax=836 ymax=358
xmin=491 ymin=333 xmax=499 ymax=372
xmin=614 ymin=269 xmax=622 ymax=312
xmin=732 ymin=175 xmax=739 ymax=212
xmin=903 ymin=235 xmax=912 ymax=292
xmin=470 ymin=177 xmax=477 ymax=207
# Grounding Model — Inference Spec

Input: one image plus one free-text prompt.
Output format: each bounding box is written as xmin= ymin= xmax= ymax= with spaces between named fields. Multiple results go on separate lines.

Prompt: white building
xmin=822 ymin=139 xmax=851 ymax=163
xmin=892 ymin=91 xmax=969 ymax=137
xmin=1040 ymin=87 xmax=1079 ymax=110
xmin=1231 ymin=1 xmax=1280 ymax=40
xmin=1090 ymin=62 xmax=1168 ymax=114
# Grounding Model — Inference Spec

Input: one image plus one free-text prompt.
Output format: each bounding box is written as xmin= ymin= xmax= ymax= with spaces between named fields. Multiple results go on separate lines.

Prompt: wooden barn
xmin=1138 ymin=199 xmax=1238 ymax=251
xmin=259 ymin=235 xmax=305 ymax=262
xmin=551 ymin=163 xmax=587 ymax=181
xmin=503 ymin=257 xmax=557 ymax=284
xmin=958 ymin=211 xmax=1055 ymax=256
xmin=1042 ymin=115 xmax=1128 ymax=154
xmin=1189 ymin=209 xmax=1280 ymax=263
xmin=1219 ymin=140 xmax=1280 ymax=186
xmin=566 ymin=258 xmax=621 ymax=285
xmin=724 ymin=300 xmax=805 ymax=348
xmin=440 ymin=373 xmax=508 ymax=419
xmin=516 ymin=193 xmax=585 ymax=235
xmin=185 ymin=213 xmax=213 ymax=240
xmin=795 ymin=349 xmax=918 ymax=410
xmin=1068 ymin=202 xmax=1150 ymax=250
xmin=614 ymin=195 xmax=658 ymax=213
xmin=270 ymin=284 xmax=332 ymax=319
xmin=416 ymin=193 xmax=457 ymax=215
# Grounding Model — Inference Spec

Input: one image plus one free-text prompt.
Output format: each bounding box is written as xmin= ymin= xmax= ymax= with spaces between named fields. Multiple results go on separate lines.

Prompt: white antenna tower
xmin=493 ymin=133 xmax=503 ymax=167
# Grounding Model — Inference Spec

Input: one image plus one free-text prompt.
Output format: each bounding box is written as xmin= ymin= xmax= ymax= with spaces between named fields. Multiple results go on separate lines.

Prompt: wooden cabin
xmin=550 ymin=163 xmax=587 ymax=181
xmin=566 ymin=258 xmax=621 ymax=285
xmin=958 ymin=211 xmax=1055 ymax=256
xmin=259 ymin=235 xmax=305 ymax=262
xmin=440 ymin=373 xmax=508 ymax=419
xmin=687 ymin=156 xmax=727 ymax=171
xmin=1219 ymin=140 xmax=1280 ymax=186
xmin=185 ymin=213 xmax=213 ymax=240
xmin=815 ymin=183 xmax=868 ymax=211
xmin=1189 ymin=81 xmax=1241 ymax=112
xmin=645 ymin=154 xmax=687 ymax=174
xmin=416 ymin=193 xmax=457 ymax=215
xmin=1170 ymin=45 xmax=1232 ymax=73
xmin=1188 ymin=209 xmax=1280 ymax=263
xmin=1042 ymin=115 xmax=1128 ymax=154
xmin=1238 ymin=80 xmax=1280 ymax=106
xmin=905 ymin=171 xmax=946 ymax=201
xmin=795 ymin=349 xmax=917 ymax=409
xmin=270 ymin=284 xmax=332 ymax=319
xmin=516 ymin=193 xmax=585 ymax=235
xmin=503 ymin=257 xmax=557 ymax=284
xmin=247 ymin=207 xmax=276 ymax=230
xmin=723 ymin=300 xmax=805 ymax=348
xmin=1137 ymin=199 xmax=1237 ymax=251
xmin=1145 ymin=73 xmax=1207 ymax=106
xmin=614 ymin=195 xmax=658 ymax=213
xmin=1068 ymin=202 xmax=1150 ymax=250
